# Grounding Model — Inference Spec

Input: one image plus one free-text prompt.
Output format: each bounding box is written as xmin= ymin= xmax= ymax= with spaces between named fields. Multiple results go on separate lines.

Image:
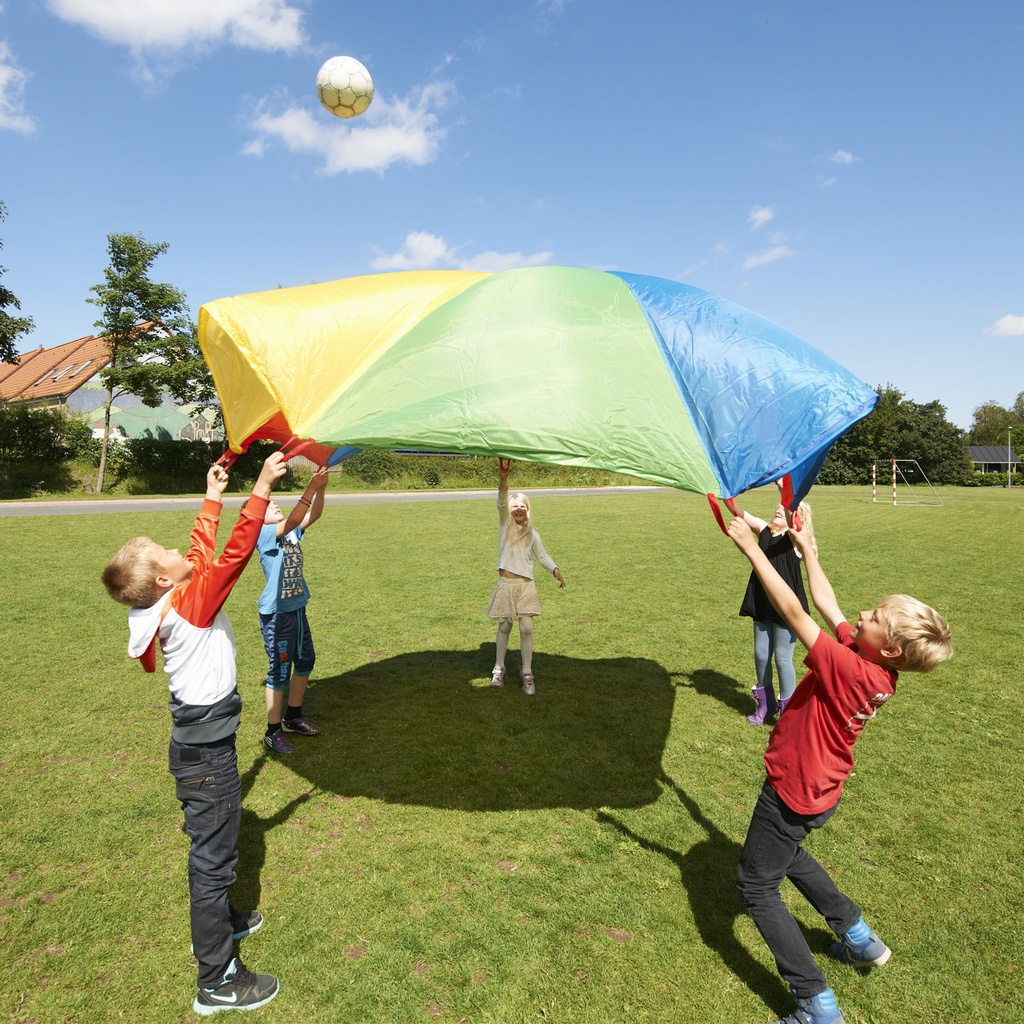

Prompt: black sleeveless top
xmin=739 ymin=527 xmax=809 ymax=626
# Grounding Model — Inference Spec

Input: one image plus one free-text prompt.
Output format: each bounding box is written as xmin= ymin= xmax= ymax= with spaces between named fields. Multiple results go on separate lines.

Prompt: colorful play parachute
xmin=198 ymin=267 xmax=877 ymax=503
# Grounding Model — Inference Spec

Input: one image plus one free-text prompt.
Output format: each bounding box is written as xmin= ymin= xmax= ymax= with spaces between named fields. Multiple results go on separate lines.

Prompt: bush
xmin=0 ymin=404 xmax=71 ymax=462
xmin=88 ymin=438 xmax=299 ymax=494
xmin=347 ymin=449 xmax=398 ymax=485
xmin=964 ymin=471 xmax=1017 ymax=488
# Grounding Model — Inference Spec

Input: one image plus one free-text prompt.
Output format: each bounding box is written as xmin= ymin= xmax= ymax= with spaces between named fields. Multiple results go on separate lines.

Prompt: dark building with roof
xmin=968 ymin=445 xmax=1019 ymax=476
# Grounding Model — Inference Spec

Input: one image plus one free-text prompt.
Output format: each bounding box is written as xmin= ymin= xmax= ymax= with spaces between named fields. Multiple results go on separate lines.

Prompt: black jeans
xmin=737 ymin=779 xmax=862 ymax=997
xmin=168 ymin=737 xmax=241 ymax=988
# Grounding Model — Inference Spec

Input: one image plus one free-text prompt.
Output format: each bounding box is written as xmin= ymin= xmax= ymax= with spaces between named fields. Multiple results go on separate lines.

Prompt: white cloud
xmin=245 ymin=82 xmax=455 ymax=175
xmin=47 ymin=0 xmax=306 ymax=53
xmin=741 ymin=245 xmax=796 ymax=270
xmin=749 ymin=205 xmax=774 ymax=231
xmin=537 ymin=0 xmax=572 ymax=17
xmin=371 ymin=231 xmax=553 ymax=272
xmin=984 ymin=314 xmax=1024 ymax=337
xmin=0 ymin=40 xmax=35 ymax=135
xmin=828 ymin=149 xmax=857 ymax=164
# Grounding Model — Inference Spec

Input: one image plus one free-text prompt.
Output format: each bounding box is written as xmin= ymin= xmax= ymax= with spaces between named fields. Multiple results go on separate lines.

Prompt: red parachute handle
xmin=278 ymin=435 xmax=317 ymax=462
xmin=779 ymin=474 xmax=802 ymax=530
xmin=707 ymin=494 xmax=740 ymax=535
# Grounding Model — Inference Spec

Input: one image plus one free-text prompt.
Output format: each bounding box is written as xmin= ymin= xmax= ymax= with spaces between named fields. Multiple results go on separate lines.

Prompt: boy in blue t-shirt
xmin=257 ymin=467 xmax=329 ymax=754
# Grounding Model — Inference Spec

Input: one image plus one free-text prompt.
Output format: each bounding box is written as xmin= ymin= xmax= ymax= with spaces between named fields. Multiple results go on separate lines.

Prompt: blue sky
xmin=2 ymin=0 xmax=1022 ymax=430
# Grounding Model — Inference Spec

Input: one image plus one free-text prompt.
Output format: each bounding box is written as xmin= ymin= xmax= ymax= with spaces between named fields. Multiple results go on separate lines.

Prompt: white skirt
xmin=486 ymin=576 xmax=542 ymax=620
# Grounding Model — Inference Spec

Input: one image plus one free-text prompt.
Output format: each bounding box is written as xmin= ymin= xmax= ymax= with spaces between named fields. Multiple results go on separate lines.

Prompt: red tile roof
xmin=1 ymin=335 xmax=112 ymax=402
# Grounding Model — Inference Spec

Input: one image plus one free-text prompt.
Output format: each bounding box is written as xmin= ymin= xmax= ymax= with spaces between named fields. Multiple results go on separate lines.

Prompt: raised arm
xmin=789 ymin=526 xmax=844 ymax=635
xmin=304 ymin=466 xmax=330 ymax=527
xmin=206 ymin=463 xmax=229 ymax=503
xmin=730 ymin=497 xmax=769 ymax=535
xmin=276 ymin=466 xmax=330 ymax=537
xmin=726 ymin=517 xmax=821 ymax=651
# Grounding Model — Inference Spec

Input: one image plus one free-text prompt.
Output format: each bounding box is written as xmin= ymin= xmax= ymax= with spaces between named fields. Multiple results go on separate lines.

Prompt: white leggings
xmin=495 ymin=616 xmax=535 ymax=675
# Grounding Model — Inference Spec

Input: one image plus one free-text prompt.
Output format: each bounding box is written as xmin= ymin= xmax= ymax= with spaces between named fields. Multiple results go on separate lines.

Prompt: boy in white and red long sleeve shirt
xmin=102 ymin=454 xmax=286 ymax=1016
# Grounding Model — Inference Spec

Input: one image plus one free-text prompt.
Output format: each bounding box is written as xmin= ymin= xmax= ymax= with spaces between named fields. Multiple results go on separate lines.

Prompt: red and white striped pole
xmin=892 ymin=460 xmax=897 ymax=506
xmin=872 ymin=461 xmax=877 ymax=503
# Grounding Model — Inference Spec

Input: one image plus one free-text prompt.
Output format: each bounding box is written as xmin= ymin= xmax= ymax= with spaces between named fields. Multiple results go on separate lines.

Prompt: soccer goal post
xmin=870 ymin=459 xmax=943 ymax=506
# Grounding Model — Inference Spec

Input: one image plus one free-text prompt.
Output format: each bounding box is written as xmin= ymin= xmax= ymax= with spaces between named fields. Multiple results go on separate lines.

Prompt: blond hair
xmin=879 ymin=595 xmax=953 ymax=673
xmin=769 ymin=500 xmax=818 ymax=557
xmin=101 ymin=537 xmax=164 ymax=608
xmin=503 ymin=491 xmax=533 ymax=554
xmin=796 ymin=502 xmax=817 ymax=558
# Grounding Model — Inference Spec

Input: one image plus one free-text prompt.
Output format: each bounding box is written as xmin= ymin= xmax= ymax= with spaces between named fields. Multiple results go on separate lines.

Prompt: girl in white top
xmin=486 ymin=458 xmax=566 ymax=695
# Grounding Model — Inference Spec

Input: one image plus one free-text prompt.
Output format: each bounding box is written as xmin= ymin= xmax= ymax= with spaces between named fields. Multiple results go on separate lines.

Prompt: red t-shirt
xmin=764 ymin=621 xmax=898 ymax=815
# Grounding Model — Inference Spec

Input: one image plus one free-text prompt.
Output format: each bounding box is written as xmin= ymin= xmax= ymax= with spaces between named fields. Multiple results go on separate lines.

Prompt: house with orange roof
xmin=1 ymin=333 xmax=220 ymax=442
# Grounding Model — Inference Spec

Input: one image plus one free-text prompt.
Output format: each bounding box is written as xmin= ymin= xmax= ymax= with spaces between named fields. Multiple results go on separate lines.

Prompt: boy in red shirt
xmin=726 ymin=513 xmax=952 ymax=1024
xmin=102 ymin=454 xmax=287 ymax=1016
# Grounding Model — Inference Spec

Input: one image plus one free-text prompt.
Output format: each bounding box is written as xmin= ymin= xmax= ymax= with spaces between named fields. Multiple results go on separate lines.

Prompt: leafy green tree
xmin=967 ymin=396 xmax=1023 ymax=448
xmin=88 ymin=233 xmax=195 ymax=492
xmin=820 ymin=385 xmax=971 ymax=485
xmin=0 ymin=200 xmax=34 ymax=364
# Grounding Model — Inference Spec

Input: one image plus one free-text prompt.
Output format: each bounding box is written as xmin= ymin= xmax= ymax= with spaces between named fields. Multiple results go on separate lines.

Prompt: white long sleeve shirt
xmin=496 ymin=492 xmax=557 ymax=579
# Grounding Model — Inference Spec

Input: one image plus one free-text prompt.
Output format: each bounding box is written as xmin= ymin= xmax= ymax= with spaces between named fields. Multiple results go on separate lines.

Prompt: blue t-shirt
xmin=257 ymin=524 xmax=310 ymax=615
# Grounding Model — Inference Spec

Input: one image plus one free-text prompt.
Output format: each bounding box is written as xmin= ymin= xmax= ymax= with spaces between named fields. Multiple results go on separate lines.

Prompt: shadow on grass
xmin=680 ymin=667 xmax=752 ymax=717
xmin=234 ymin=753 xmax=313 ymax=910
xmin=598 ymin=772 xmax=792 ymax=1016
xmin=279 ymin=644 xmax=675 ymax=811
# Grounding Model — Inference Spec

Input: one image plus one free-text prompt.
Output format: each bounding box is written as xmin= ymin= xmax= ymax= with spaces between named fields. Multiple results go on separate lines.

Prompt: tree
xmin=967 ymin=395 xmax=1023 ymax=447
xmin=0 ymin=199 xmax=34 ymax=364
xmin=820 ymin=385 xmax=972 ymax=485
xmin=88 ymin=233 xmax=195 ymax=492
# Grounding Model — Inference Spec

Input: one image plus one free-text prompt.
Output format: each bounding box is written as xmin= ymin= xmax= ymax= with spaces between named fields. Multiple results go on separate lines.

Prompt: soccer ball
xmin=316 ymin=56 xmax=374 ymax=119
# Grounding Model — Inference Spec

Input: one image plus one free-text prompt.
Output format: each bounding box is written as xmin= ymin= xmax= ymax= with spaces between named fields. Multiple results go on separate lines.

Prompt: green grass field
xmin=1 ymin=485 xmax=1021 ymax=1023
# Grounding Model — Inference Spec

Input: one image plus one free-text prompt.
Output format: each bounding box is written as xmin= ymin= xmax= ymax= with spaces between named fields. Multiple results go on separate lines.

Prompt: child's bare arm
xmin=789 ymin=527 xmax=844 ymax=635
xmin=498 ymin=457 xmax=509 ymax=493
xmin=727 ymin=517 xmax=821 ymax=650
xmin=305 ymin=467 xmax=330 ymax=526
xmin=277 ymin=467 xmax=329 ymax=536
xmin=733 ymin=500 xmax=768 ymax=534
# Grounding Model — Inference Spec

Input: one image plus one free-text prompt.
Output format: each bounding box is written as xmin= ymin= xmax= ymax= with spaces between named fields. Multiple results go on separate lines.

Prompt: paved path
xmin=0 ymin=486 xmax=667 ymax=517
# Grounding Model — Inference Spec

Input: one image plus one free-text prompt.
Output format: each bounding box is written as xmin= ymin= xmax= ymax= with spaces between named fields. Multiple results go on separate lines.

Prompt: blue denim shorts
xmin=259 ymin=606 xmax=315 ymax=690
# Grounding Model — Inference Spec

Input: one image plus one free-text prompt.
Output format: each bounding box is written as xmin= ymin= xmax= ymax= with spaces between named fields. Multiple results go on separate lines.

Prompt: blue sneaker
xmin=830 ymin=926 xmax=891 ymax=967
xmin=770 ymin=990 xmax=845 ymax=1024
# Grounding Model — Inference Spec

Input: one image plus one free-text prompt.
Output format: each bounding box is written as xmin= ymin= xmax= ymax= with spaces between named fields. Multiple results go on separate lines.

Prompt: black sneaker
xmin=263 ymin=729 xmax=295 ymax=755
xmin=193 ymin=957 xmax=279 ymax=1015
xmin=228 ymin=908 xmax=263 ymax=941
xmin=281 ymin=714 xmax=320 ymax=736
